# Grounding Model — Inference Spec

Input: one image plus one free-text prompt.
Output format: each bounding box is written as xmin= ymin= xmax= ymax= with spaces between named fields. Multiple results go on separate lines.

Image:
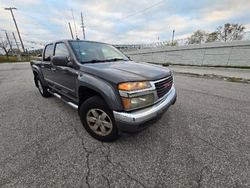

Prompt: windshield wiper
xmin=105 ymin=58 xmax=128 ymax=62
xmin=82 ymin=58 xmax=128 ymax=64
xmin=82 ymin=59 xmax=107 ymax=63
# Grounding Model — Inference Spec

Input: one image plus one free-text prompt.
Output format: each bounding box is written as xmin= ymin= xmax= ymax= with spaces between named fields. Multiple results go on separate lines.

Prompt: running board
xmin=47 ymin=89 xmax=78 ymax=110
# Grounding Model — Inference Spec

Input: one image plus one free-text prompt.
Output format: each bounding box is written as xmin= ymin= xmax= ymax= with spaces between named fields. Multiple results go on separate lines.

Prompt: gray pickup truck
xmin=30 ymin=40 xmax=177 ymax=141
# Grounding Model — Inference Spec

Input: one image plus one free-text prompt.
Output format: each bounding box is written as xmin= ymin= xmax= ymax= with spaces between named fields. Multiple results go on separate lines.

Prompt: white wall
xmin=124 ymin=41 xmax=250 ymax=67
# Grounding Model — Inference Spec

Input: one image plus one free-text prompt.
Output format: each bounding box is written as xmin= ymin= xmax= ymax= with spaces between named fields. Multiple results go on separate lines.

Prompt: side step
xmin=47 ymin=89 xmax=78 ymax=110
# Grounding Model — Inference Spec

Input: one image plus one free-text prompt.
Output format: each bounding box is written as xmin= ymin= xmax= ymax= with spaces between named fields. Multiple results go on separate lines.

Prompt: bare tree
xmin=216 ymin=23 xmax=245 ymax=42
xmin=0 ymin=38 xmax=10 ymax=59
xmin=0 ymin=31 xmax=19 ymax=58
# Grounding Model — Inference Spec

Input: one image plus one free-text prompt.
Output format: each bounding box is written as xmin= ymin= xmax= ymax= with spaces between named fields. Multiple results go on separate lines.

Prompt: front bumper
xmin=113 ymin=86 xmax=177 ymax=132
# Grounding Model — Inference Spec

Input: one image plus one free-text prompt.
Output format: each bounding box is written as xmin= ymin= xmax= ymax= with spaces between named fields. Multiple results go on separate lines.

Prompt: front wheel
xmin=35 ymin=76 xmax=51 ymax=98
xmin=79 ymin=96 xmax=119 ymax=142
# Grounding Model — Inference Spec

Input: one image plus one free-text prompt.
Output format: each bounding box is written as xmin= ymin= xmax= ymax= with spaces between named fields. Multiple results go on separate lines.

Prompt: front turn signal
xmin=118 ymin=81 xmax=151 ymax=91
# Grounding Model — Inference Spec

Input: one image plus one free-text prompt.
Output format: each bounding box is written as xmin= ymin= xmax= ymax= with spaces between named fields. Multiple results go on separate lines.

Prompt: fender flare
xmin=77 ymin=74 xmax=123 ymax=111
xmin=31 ymin=64 xmax=48 ymax=87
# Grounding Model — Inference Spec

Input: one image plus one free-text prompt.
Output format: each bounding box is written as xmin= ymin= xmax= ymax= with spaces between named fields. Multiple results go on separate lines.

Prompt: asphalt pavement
xmin=0 ymin=62 xmax=249 ymax=187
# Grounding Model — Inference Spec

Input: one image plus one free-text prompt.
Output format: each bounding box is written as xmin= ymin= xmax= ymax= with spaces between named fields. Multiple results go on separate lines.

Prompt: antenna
xmin=71 ymin=9 xmax=78 ymax=39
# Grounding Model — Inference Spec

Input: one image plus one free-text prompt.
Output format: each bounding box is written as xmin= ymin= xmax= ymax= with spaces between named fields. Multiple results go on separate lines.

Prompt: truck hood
xmin=81 ymin=61 xmax=171 ymax=84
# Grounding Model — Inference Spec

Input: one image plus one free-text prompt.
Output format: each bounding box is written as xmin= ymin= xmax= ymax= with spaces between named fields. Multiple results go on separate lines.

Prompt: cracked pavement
xmin=0 ymin=62 xmax=249 ymax=187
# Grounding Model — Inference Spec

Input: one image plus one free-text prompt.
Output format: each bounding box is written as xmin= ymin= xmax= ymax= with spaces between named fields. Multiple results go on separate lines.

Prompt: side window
xmin=54 ymin=43 xmax=69 ymax=57
xmin=43 ymin=44 xmax=53 ymax=61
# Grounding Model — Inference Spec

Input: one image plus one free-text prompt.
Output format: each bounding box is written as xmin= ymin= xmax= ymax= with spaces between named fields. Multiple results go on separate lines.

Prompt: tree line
xmin=187 ymin=23 xmax=246 ymax=44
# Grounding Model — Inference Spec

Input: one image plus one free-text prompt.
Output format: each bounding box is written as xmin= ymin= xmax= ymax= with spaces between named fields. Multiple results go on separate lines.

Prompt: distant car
xmin=30 ymin=40 xmax=177 ymax=141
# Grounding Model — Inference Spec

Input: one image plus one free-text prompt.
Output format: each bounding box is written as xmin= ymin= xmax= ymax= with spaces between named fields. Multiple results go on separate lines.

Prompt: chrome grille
xmin=154 ymin=76 xmax=173 ymax=99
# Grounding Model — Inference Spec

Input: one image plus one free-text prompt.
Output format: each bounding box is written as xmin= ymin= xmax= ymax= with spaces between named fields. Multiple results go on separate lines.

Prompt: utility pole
xmin=68 ymin=22 xmax=74 ymax=39
xmin=171 ymin=29 xmax=175 ymax=44
xmin=4 ymin=7 xmax=25 ymax=53
xmin=71 ymin=9 xmax=78 ymax=39
xmin=5 ymin=31 xmax=13 ymax=53
xmin=12 ymin=32 xmax=20 ymax=51
xmin=80 ymin=12 xmax=86 ymax=40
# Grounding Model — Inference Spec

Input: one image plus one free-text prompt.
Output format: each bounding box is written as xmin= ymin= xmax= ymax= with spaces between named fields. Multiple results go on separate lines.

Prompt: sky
xmin=0 ymin=0 xmax=250 ymax=49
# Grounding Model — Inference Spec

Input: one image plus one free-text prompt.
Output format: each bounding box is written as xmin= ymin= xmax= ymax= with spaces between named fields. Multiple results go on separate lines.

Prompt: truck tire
xmin=79 ymin=96 xmax=119 ymax=142
xmin=35 ymin=76 xmax=51 ymax=98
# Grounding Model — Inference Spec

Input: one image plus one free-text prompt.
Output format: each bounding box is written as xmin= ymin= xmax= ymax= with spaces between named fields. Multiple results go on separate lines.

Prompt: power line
xmin=67 ymin=1 xmax=165 ymax=40
xmin=98 ymin=0 xmax=166 ymax=40
xmin=117 ymin=0 xmax=165 ymax=21
xmin=12 ymin=10 xmax=72 ymax=39
xmin=2 ymin=2 xmax=166 ymax=44
xmin=1 ymin=29 xmax=52 ymax=49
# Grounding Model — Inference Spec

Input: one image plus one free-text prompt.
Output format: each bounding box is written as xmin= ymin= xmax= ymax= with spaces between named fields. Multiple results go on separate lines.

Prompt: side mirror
xmin=52 ymin=56 xmax=69 ymax=66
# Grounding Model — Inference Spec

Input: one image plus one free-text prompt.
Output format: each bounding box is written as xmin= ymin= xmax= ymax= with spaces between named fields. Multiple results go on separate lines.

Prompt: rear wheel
xmin=79 ymin=96 xmax=119 ymax=142
xmin=35 ymin=76 xmax=51 ymax=98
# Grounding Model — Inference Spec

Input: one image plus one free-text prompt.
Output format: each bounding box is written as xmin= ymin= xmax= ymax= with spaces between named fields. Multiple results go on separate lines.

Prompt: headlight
xmin=118 ymin=81 xmax=152 ymax=91
xmin=122 ymin=93 xmax=154 ymax=110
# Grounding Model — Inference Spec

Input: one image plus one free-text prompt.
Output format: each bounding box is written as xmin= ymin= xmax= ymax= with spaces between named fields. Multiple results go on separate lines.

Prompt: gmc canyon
xmin=30 ymin=40 xmax=177 ymax=141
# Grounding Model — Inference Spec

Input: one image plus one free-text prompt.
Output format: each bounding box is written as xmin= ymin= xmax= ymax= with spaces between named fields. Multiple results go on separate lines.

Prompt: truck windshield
xmin=69 ymin=41 xmax=129 ymax=63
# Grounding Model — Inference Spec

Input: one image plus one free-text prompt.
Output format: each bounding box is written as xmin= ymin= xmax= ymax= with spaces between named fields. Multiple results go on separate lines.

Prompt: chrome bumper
xmin=113 ymin=87 xmax=176 ymax=127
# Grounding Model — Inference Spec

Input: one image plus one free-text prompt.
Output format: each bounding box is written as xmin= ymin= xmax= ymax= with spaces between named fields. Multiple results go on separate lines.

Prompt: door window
xmin=54 ymin=43 xmax=69 ymax=57
xmin=43 ymin=44 xmax=53 ymax=61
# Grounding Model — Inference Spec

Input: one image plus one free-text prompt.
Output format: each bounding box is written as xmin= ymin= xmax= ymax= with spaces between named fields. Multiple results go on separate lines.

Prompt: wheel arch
xmin=31 ymin=64 xmax=48 ymax=87
xmin=33 ymin=70 xmax=39 ymax=87
xmin=77 ymin=75 xmax=123 ymax=112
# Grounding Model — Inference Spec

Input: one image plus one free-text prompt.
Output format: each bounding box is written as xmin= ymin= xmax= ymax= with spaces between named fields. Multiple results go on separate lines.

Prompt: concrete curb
xmin=174 ymin=71 xmax=250 ymax=84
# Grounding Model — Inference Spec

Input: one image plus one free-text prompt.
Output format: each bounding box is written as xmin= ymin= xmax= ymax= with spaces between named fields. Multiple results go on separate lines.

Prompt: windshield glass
xmin=69 ymin=41 xmax=129 ymax=63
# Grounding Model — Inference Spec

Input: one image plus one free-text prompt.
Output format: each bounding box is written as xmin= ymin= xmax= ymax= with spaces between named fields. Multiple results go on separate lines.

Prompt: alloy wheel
xmin=86 ymin=108 xmax=113 ymax=136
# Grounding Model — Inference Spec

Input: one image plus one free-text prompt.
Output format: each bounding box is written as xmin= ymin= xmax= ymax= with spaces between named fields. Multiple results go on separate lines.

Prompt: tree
xmin=216 ymin=23 xmax=245 ymax=42
xmin=187 ymin=30 xmax=208 ymax=44
xmin=165 ymin=40 xmax=178 ymax=46
xmin=0 ymin=31 xmax=18 ymax=58
xmin=0 ymin=39 xmax=10 ymax=59
xmin=206 ymin=32 xmax=218 ymax=43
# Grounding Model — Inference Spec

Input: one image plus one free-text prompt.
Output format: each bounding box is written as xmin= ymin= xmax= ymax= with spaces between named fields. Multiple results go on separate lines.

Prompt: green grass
xmin=0 ymin=55 xmax=32 ymax=63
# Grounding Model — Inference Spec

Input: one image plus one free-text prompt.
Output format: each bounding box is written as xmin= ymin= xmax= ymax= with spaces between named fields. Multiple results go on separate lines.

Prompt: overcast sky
xmin=0 ymin=0 xmax=250 ymax=49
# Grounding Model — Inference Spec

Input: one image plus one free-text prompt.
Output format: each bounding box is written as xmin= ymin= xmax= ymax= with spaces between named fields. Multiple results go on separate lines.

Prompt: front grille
xmin=154 ymin=76 xmax=173 ymax=99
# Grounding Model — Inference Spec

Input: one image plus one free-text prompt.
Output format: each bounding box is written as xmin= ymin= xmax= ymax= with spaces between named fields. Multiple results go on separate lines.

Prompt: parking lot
xmin=0 ymin=62 xmax=249 ymax=187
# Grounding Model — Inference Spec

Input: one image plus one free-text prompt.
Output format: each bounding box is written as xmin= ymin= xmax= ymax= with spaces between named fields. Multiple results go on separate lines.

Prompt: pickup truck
xmin=30 ymin=40 xmax=177 ymax=141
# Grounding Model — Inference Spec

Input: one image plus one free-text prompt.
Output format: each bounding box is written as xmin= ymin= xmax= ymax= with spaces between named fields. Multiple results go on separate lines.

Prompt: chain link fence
xmin=1 ymin=28 xmax=250 ymax=56
xmin=117 ymin=31 xmax=250 ymax=51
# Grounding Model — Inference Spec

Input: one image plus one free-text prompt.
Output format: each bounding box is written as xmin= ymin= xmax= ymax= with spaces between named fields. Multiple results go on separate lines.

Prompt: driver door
xmin=52 ymin=42 xmax=78 ymax=100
